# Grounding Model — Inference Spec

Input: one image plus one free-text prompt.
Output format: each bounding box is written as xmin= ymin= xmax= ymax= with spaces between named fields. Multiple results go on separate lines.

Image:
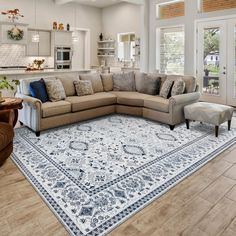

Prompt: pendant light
xmin=72 ymin=6 xmax=78 ymax=42
xmin=32 ymin=0 xmax=39 ymax=43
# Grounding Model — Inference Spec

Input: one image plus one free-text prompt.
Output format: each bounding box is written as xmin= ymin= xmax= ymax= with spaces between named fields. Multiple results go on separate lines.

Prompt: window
xmin=157 ymin=26 xmax=185 ymax=74
xmin=201 ymin=0 xmax=236 ymax=13
xmin=156 ymin=0 xmax=185 ymax=19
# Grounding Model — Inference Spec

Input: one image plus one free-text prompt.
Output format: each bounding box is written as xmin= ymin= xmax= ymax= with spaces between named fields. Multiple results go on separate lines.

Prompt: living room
xmin=0 ymin=0 xmax=236 ymax=235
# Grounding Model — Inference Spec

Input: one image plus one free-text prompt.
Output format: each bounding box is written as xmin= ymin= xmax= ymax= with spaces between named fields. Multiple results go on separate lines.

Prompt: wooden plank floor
xmin=1 ymin=122 xmax=236 ymax=235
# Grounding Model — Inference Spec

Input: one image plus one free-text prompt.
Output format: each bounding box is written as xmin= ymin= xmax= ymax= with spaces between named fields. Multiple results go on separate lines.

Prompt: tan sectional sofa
xmin=16 ymin=73 xmax=200 ymax=136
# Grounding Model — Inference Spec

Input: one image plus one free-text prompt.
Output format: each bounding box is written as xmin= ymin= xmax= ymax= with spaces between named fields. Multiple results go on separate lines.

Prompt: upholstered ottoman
xmin=184 ymin=102 xmax=234 ymax=137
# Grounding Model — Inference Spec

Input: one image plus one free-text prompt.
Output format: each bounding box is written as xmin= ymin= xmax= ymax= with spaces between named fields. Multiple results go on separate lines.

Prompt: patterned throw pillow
xmin=44 ymin=79 xmax=66 ymax=102
xmin=74 ymin=80 xmax=94 ymax=96
xmin=159 ymin=78 xmax=174 ymax=99
xmin=171 ymin=79 xmax=185 ymax=96
xmin=113 ymin=71 xmax=136 ymax=91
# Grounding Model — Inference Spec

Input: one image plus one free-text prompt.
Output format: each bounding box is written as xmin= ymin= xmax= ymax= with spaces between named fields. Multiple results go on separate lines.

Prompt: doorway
xmin=196 ymin=18 xmax=236 ymax=106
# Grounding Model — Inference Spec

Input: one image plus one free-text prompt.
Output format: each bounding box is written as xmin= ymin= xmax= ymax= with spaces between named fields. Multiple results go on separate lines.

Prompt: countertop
xmin=0 ymin=69 xmax=91 ymax=76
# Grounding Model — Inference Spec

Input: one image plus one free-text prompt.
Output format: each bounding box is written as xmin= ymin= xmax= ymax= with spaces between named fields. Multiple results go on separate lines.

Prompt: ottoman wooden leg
xmin=185 ymin=119 xmax=189 ymax=129
xmin=228 ymin=120 xmax=231 ymax=131
xmin=215 ymin=126 xmax=219 ymax=137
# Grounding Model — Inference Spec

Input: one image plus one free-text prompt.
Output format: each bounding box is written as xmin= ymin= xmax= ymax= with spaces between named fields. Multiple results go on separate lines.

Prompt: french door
xmin=196 ymin=18 xmax=236 ymax=106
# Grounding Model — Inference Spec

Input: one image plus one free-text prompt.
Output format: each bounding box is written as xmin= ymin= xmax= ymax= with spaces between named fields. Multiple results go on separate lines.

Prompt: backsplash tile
xmin=0 ymin=44 xmax=54 ymax=68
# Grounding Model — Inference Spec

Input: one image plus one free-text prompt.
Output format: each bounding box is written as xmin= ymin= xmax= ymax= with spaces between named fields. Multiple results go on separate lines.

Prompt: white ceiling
xmin=54 ymin=0 xmax=143 ymax=8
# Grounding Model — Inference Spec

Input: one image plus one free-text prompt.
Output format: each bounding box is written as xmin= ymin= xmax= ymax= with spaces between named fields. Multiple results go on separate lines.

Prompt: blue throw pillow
xmin=29 ymin=79 xmax=49 ymax=103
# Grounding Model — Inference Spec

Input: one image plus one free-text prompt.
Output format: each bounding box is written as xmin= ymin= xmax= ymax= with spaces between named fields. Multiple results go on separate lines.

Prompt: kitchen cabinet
xmin=26 ymin=29 xmax=51 ymax=56
xmin=52 ymin=31 xmax=72 ymax=47
xmin=0 ymin=22 xmax=28 ymax=45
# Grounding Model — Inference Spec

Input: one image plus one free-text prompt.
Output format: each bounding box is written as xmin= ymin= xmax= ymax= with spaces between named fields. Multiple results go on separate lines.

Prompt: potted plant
xmin=0 ymin=76 xmax=20 ymax=102
xmin=204 ymin=68 xmax=210 ymax=76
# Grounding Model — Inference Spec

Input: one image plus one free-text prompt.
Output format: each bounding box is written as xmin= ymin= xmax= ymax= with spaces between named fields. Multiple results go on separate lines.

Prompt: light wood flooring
xmin=1 ymin=121 xmax=236 ymax=236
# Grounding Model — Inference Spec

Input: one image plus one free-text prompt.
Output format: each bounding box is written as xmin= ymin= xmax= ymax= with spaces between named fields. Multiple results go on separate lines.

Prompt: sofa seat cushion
xmin=144 ymin=96 xmax=170 ymax=113
xmin=110 ymin=91 xmax=152 ymax=107
xmin=65 ymin=92 xmax=116 ymax=112
xmin=42 ymin=101 xmax=71 ymax=118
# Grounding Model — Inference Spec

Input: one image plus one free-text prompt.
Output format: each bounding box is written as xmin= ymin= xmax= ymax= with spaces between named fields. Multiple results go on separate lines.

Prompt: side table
xmin=0 ymin=97 xmax=23 ymax=127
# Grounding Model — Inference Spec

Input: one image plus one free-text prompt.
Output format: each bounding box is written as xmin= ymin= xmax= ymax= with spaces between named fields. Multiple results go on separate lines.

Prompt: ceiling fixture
xmin=32 ymin=0 xmax=39 ymax=43
xmin=72 ymin=6 xmax=78 ymax=42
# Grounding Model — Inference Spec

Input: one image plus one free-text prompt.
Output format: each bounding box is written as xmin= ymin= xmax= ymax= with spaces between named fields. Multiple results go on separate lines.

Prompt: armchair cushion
xmin=0 ymin=122 xmax=14 ymax=166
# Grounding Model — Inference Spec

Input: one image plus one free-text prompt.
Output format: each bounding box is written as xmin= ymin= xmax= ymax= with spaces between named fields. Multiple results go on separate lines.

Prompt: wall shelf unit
xmin=97 ymin=39 xmax=115 ymax=65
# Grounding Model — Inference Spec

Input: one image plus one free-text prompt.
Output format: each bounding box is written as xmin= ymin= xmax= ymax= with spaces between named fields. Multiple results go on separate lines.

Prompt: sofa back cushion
xmin=74 ymin=80 xmax=94 ymax=96
xmin=44 ymin=79 xmax=66 ymax=102
xmin=79 ymin=73 xmax=104 ymax=93
xmin=29 ymin=79 xmax=49 ymax=103
xmin=18 ymin=76 xmax=56 ymax=95
xmin=113 ymin=71 xmax=136 ymax=91
xmin=101 ymin=73 xmax=113 ymax=92
xmin=57 ymin=75 xmax=79 ymax=96
xmin=182 ymin=75 xmax=197 ymax=93
xmin=135 ymin=72 xmax=161 ymax=95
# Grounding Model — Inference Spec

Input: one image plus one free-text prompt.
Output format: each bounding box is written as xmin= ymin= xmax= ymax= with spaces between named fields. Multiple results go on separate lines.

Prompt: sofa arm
xmin=168 ymin=92 xmax=201 ymax=125
xmin=15 ymin=93 xmax=42 ymax=132
xmin=169 ymin=92 xmax=201 ymax=106
xmin=15 ymin=93 xmax=42 ymax=109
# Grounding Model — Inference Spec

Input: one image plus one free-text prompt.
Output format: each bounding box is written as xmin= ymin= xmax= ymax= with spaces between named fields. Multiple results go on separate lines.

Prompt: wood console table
xmin=0 ymin=97 xmax=23 ymax=127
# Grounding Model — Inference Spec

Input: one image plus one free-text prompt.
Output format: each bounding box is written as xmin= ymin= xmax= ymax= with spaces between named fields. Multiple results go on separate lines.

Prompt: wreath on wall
xmin=7 ymin=26 xmax=24 ymax=41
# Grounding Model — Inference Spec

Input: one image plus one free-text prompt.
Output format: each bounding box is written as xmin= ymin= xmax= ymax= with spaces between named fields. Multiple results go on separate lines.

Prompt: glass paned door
xmin=227 ymin=19 xmax=236 ymax=106
xmin=197 ymin=21 xmax=227 ymax=104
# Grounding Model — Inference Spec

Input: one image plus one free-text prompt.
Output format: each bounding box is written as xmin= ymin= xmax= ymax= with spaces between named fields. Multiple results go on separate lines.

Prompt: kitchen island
xmin=0 ymin=69 xmax=92 ymax=96
xmin=0 ymin=68 xmax=91 ymax=77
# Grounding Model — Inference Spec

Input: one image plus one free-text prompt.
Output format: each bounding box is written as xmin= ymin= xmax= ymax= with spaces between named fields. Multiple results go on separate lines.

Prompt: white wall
xmin=72 ymin=30 xmax=85 ymax=69
xmin=102 ymin=2 xmax=141 ymax=39
xmin=0 ymin=0 xmax=102 ymax=66
xmin=149 ymin=0 xmax=236 ymax=74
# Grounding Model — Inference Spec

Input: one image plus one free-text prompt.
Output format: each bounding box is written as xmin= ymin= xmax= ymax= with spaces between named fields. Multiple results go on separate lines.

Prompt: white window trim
xmin=156 ymin=25 xmax=185 ymax=74
xmin=156 ymin=0 xmax=184 ymax=19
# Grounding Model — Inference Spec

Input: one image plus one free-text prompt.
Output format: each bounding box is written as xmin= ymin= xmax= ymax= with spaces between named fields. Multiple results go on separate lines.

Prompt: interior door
xmin=197 ymin=20 xmax=227 ymax=104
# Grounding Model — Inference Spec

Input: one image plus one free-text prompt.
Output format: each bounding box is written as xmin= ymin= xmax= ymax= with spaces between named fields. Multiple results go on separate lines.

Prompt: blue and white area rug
xmin=12 ymin=115 xmax=236 ymax=236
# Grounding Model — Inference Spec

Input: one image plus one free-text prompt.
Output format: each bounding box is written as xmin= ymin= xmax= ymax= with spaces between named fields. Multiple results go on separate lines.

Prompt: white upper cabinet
xmin=52 ymin=31 xmax=72 ymax=47
xmin=26 ymin=30 xmax=51 ymax=56
xmin=0 ymin=22 xmax=28 ymax=45
xmin=39 ymin=31 xmax=51 ymax=56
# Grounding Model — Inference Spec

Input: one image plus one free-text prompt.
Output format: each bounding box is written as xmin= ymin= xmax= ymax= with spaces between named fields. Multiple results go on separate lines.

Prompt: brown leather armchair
xmin=0 ymin=111 xmax=14 ymax=166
